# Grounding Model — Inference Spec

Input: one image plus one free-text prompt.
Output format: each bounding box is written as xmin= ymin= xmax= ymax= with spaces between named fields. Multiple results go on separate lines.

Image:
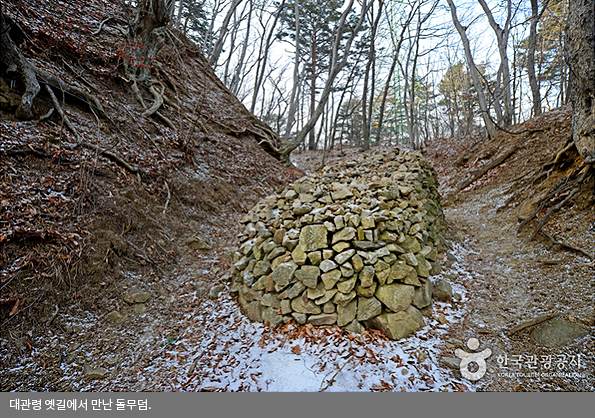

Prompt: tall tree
xmin=527 ymin=0 xmax=550 ymax=116
xmin=565 ymin=0 xmax=595 ymax=163
xmin=446 ymin=0 xmax=497 ymax=139
xmin=278 ymin=0 xmax=349 ymax=150
xmin=477 ymin=0 xmax=514 ymax=128
xmin=276 ymin=0 xmax=373 ymax=163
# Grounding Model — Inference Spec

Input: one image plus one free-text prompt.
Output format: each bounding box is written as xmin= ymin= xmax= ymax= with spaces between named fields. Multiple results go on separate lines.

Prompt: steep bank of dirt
xmin=1 ymin=0 xmax=300 ymax=391
xmin=426 ymin=108 xmax=594 ymax=391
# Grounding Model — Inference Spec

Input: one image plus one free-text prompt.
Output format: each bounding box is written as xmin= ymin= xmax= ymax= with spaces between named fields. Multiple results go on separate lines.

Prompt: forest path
xmin=441 ymin=183 xmax=594 ymax=391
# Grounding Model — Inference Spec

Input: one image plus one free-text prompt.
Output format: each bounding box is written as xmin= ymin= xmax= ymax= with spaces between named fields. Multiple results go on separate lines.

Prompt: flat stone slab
xmin=529 ymin=317 xmax=590 ymax=348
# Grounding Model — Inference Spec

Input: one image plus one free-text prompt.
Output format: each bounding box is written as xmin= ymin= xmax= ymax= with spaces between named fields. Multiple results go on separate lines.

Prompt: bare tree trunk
xmin=309 ymin=36 xmax=318 ymax=150
xmin=477 ymin=0 xmax=513 ymax=127
xmin=362 ymin=1 xmax=383 ymax=151
xmin=446 ymin=0 xmax=497 ymax=139
xmin=375 ymin=2 xmax=416 ymax=146
xmin=250 ymin=0 xmax=286 ymax=114
xmin=528 ymin=0 xmax=550 ymax=117
xmin=283 ymin=0 xmax=301 ymax=143
xmin=565 ymin=0 xmax=595 ymax=164
xmin=208 ymin=0 xmax=244 ymax=68
xmin=279 ymin=0 xmax=373 ymax=164
xmin=230 ymin=1 xmax=253 ymax=96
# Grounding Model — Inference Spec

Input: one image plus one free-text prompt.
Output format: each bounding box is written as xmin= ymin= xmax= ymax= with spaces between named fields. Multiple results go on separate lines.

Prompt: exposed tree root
xmin=541 ymin=230 xmax=594 ymax=260
xmin=507 ymin=313 xmax=560 ymax=336
xmin=43 ymin=84 xmax=140 ymax=173
xmin=519 ymin=164 xmax=591 ymax=241
xmin=454 ymin=146 xmax=519 ymax=193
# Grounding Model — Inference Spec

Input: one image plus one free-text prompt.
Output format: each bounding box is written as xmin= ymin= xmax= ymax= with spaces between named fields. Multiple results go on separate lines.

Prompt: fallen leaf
xmin=9 ymin=298 xmax=20 ymax=316
xmin=291 ymin=345 xmax=301 ymax=355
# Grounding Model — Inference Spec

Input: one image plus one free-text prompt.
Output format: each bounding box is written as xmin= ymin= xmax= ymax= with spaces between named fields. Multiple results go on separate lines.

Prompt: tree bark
xmin=477 ymin=0 xmax=513 ymax=127
xmin=565 ymin=0 xmax=595 ymax=163
xmin=447 ymin=0 xmax=497 ymax=139
xmin=279 ymin=0 xmax=373 ymax=164
xmin=528 ymin=0 xmax=541 ymax=116
xmin=1 ymin=11 xmax=40 ymax=120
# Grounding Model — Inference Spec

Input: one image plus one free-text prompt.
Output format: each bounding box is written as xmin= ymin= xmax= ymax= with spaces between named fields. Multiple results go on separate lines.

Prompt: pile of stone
xmin=230 ymin=149 xmax=449 ymax=340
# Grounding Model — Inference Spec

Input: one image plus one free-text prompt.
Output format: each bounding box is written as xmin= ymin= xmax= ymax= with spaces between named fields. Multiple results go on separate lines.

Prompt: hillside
xmin=0 ymin=0 xmax=300 ymax=391
xmin=1 ymin=0 xmax=593 ymax=393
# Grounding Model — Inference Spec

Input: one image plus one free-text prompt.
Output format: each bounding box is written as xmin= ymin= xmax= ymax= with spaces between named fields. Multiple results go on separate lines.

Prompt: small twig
xmin=91 ymin=16 xmax=127 ymax=36
xmin=38 ymin=108 xmax=54 ymax=121
xmin=163 ymin=180 xmax=171 ymax=214
xmin=524 ymin=165 xmax=592 ymax=242
xmin=541 ymin=230 xmax=594 ymax=260
xmin=46 ymin=304 xmax=59 ymax=327
xmin=319 ymin=355 xmax=353 ymax=392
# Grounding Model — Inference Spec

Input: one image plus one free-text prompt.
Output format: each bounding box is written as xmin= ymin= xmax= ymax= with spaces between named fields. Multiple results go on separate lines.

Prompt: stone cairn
xmin=230 ymin=149 xmax=449 ymax=340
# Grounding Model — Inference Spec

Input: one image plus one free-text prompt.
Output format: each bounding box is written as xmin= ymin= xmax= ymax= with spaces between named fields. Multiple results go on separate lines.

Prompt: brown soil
xmin=1 ymin=0 xmax=300 ymax=391
xmin=1 ymin=0 xmax=593 ymax=393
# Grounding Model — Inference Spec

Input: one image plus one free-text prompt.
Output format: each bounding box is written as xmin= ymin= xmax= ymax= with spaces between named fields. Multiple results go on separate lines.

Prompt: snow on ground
xmin=104 ymin=242 xmax=479 ymax=393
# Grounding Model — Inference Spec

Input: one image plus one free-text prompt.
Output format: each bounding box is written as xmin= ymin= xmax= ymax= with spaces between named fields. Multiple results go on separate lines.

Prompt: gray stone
xmin=108 ymin=310 xmax=124 ymax=325
xmin=307 ymin=281 xmax=326 ymax=300
xmin=133 ymin=303 xmax=147 ymax=314
xmin=331 ymin=186 xmax=353 ymax=201
xmin=345 ymin=319 xmax=363 ymax=334
xmin=242 ymin=301 xmax=265 ymax=322
xmin=208 ymin=284 xmax=225 ymax=299
xmin=272 ymin=262 xmax=298 ymax=291
xmin=84 ymin=365 xmax=108 ymax=380
xmin=307 ymin=251 xmax=322 ymax=265
xmin=292 ymin=312 xmax=308 ymax=324
xmin=308 ymin=313 xmax=338 ymax=326
xmin=529 ymin=317 xmax=590 ymax=348
xmin=316 ymin=288 xmax=338 ymax=305
xmin=291 ymin=245 xmax=307 ymax=265
xmin=375 ymin=283 xmax=414 ymax=312
xmin=295 ymin=265 xmax=321 ymax=289
xmin=351 ymin=254 xmax=364 ymax=272
xmin=355 ymin=281 xmax=377 ymax=298
xmin=337 ymin=277 xmax=357 ymax=294
xmin=439 ymin=357 xmax=461 ymax=370
xmin=279 ymin=282 xmax=306 ymax=300
xmin=357 ymin=296 xmax=383 ymax=322
xmin=262 ymin=307 xmax=283 ymax=327
xmin=361 ymin=216 xmax=375 ymax=229
xmin=366 ymin=305 xmax=424 ymax=340
xmin=353 ymin=241 xmax=386 ymax=251
xmin=267 ymin=246 xmax=287 ymax=261
xmin=281 ymin=299 xmax=292 ymax=315
xmin=299 ymin=225 xmax=328 ymax=252
xmin=293 ymin=204 xmax=312 ymax=215
xmin=291 ymin=297 xmax=322 ymax=314
xmin=359 ymin=265 xmax=376 ymax=288
xmin=337 ymin=298 xmax=357 ymax=327
xmin=123 ymin=291 xmax=151 ymax=304
xmin=323 ymin=301 xmax=336 ymax=313
xmin=333 ymin=290 xmax=357 ymax=307
xmin=320 ymin=259 xmax=338 ymax=273
xmin=335 ymin=249 xmax=356 ymax=265
xmin=340 ymin=263 xmax=354 ymax=278
xmin=412 ymin=278 xmax=433 ymax=309
xmin=321 ymin=269 xmax=342 ymax=289
xmin=400 ymin=236 xmax=421 ymax=254
xmin=332 ymin=227 xmax=356 ymax=244
xmin=261 ymin=293 xmax=281 ymax=308
xmin=186 ymin=237 xmax=212 ymax=251
xmin=433 ymin=279 xmax=453 ymax=302
xmin=400 ymin=253 xmax=418 ymax=266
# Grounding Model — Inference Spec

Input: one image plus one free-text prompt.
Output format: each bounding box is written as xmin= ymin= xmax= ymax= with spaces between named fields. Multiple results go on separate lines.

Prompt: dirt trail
xmin=442 ymin=183 xmax=594 ymax=391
